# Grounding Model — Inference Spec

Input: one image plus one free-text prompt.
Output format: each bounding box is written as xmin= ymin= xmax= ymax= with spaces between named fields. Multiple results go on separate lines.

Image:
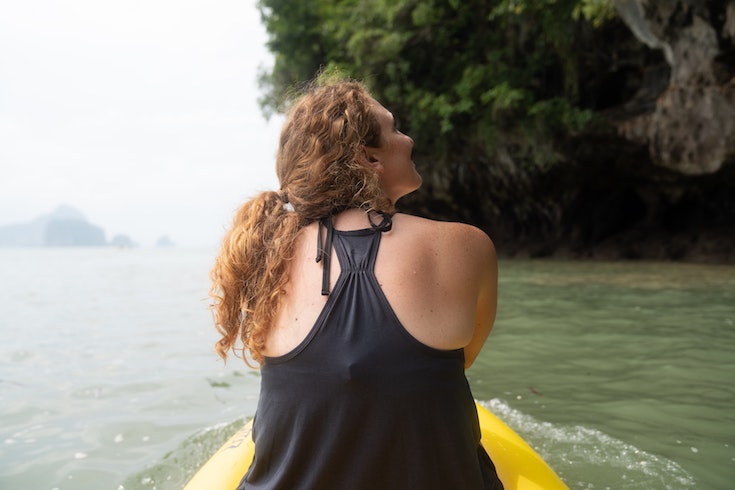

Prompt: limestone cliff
xmin=0 ymin=205 xmax=107 ymax=247
xmin=404 ymin=0 xmax=734 ymax=262
xmin=614 ymin=0 xmax=735 ymax=175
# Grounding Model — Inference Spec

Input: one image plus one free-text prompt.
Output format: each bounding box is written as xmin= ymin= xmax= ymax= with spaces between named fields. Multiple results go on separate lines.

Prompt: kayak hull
xmin=184 ymin=402 xmax=568 ymax=490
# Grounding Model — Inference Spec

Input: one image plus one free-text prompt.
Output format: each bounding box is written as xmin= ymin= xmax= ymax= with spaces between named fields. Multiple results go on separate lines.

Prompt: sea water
xmin=0 ymin=248 xmax=733 ymax=489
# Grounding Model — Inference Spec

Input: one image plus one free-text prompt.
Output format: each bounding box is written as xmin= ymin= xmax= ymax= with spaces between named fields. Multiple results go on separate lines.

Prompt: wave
xmin=118 ymin=417 xmax=248 ymax=490
xmin=481 ymin=398 xmax=696 ymax=489
xmin=120 ymin=400 xmax=696 ymax=490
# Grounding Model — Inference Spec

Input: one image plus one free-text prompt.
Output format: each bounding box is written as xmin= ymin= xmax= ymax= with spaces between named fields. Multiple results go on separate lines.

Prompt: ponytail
xmin=209 ymin=191 xmax=303 ymax=365
xmin=211 ymin=77 xmax=391 ymax=365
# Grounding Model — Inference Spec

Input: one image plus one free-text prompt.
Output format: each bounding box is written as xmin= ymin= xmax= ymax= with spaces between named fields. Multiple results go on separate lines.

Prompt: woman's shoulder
xmin=391 ymin=213 xmax=494 ymax=253
xmin=389 ymin=214 xmax=495 ymax=281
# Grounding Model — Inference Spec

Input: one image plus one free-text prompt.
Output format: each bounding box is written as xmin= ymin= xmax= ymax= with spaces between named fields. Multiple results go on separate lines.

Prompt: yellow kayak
xmin=184 ymin=402 xmax=568 ymax=490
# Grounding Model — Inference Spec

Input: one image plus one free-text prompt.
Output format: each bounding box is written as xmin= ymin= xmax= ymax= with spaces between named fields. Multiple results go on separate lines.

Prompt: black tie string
xmin=316 ymin=217 xmax=334 ymax=296
xmin=316 ymin=212 xmax=392 ymax=296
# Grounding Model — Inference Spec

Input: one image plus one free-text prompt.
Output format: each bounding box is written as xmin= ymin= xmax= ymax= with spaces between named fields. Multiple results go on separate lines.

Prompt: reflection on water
xmin=0 ymin=251 xmax=733 ymax=489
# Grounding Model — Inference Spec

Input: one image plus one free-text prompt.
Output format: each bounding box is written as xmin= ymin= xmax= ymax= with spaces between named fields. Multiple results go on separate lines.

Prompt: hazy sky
xmin=0 ymin=0 xmax=285 ymax=247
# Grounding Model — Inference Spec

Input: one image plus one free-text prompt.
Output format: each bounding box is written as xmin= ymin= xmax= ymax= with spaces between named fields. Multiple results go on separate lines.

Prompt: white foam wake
xmin=480 ymin=399 xmax=696 ymax=490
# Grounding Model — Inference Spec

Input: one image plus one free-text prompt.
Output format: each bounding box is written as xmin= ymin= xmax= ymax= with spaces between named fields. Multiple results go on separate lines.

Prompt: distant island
xmin=156 ymin=235 xmax=175 ymax=247
xmin=0 ymin=205 xmax=139 ymax=247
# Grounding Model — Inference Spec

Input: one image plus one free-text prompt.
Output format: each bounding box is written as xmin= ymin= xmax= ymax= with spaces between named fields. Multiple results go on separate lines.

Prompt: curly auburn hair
xmin=209 ymin=78 xmax=394 ymax=365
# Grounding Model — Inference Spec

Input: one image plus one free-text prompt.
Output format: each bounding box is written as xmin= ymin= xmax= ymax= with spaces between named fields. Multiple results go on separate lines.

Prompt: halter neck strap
xmin=315 ymin=212 xmax=392 ymax=296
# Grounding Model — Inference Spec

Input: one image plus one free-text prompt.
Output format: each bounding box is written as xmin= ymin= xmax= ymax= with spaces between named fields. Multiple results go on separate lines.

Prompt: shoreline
xmin=494 ymin=229 xmax=734 ymax=264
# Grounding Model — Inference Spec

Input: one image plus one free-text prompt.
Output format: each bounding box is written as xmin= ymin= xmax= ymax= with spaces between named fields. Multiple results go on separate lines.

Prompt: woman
xmin=210 ymin=77 xmax=502 ymax=489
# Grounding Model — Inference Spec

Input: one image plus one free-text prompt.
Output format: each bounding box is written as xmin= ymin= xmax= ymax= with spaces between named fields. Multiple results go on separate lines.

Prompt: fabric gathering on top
xmin=238 ymin=215 xmax=504 ymax=490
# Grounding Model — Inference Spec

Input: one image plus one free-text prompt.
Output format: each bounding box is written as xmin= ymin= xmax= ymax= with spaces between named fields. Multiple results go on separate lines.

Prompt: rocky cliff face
xmin=614 ymin=0 xmax=735 ymax=175
xmin=405 ymin=1 xmax=734 ymax=263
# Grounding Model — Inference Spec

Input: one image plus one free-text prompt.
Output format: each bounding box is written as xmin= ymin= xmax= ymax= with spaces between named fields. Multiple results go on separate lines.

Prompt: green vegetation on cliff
xmin=259 ymin=0 xmax=610 ymax=150
xmin=257 ymin=0 xmax=734 ymax=262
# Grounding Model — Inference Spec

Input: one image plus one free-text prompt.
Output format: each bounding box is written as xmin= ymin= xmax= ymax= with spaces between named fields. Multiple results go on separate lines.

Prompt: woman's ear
xmin=361 ymin=146 xmax=384 ymax=174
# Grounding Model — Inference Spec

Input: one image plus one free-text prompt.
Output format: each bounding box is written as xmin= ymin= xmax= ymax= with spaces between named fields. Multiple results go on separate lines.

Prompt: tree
xmin=256 ymin=0 xmax=734 ymax=261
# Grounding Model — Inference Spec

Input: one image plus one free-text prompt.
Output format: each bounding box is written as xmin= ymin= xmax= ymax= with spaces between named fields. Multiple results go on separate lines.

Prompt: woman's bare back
xmin=265 ymin=209 xmax=497 ymax=367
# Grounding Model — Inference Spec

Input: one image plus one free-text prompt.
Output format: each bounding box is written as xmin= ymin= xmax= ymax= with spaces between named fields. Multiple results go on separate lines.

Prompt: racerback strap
xmin=316 ymin=211 xmax=392 ymax=296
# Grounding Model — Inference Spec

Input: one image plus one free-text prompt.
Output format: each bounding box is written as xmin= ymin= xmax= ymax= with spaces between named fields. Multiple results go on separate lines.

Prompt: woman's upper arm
xmin=461 ymin=226 xmax=498 ymax=368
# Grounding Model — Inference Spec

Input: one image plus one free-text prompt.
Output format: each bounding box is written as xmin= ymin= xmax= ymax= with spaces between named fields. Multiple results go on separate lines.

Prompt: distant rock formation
xmin=110 ymin=234 xmax=137 ymax=248
xmin=0 ymin=205 xmax=109 ymax=247
xmin=0 ymin=220 xmax=46 ymax=247
xmin=45 ymin=219 xmax=106 ymax=246
xmin=155 ymin=235 xmax=175 ymax=247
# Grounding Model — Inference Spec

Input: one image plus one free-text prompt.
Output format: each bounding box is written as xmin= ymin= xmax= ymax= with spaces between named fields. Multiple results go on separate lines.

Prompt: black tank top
xmin=239 ymin=216 xmax=503 ymax=489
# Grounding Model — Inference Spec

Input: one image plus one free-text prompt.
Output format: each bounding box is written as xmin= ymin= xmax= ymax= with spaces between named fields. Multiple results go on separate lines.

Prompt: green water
xmin=469 ymin=260 xmax=735 ymax=489
xmin=1 ymin=250 xmax=733 ymax=489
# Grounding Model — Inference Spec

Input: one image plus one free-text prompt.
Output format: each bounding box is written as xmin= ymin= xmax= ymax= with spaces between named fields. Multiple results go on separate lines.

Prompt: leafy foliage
xmin=256 ymin=0 xmax=624 ymax=237
xmin=258 ymin=0 xmax=612 ymax=155
xmin=251 ymin=1 xmax=735 ymax=261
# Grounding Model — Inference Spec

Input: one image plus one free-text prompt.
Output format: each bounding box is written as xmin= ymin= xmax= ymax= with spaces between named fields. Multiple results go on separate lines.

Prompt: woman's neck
xmin=331 ymin=208 xmax=379 ymax=231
